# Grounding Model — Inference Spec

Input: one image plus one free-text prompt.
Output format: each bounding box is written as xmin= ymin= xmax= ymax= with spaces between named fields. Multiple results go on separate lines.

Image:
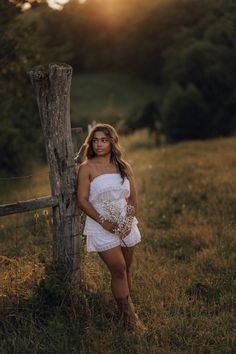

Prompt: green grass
xmin=0 ymin=130 xmax=236 ymax=353
xmin=70 ymin=72 xmax=158 ymax=127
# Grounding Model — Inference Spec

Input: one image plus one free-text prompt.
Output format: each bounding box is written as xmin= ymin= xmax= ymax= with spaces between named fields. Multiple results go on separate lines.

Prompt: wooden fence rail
xmin=0 ymin=196 xmax=58 ymax=217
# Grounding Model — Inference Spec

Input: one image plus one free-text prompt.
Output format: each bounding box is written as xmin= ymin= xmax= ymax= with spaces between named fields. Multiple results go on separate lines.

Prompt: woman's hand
xmin=100 ymin=220 xmax=118 ymax=234
xmin=120 ymin=223 xmax=132 ymax=238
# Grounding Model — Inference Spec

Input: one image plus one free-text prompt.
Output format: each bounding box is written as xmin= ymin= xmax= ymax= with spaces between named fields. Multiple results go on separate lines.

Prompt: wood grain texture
xmin=0 ymin=196 xmax=58 ymax=216
xmin=28 ymin=63 xmax=80 ymax=277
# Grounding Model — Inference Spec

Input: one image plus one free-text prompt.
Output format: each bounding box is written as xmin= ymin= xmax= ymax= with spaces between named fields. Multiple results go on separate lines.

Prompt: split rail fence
xmin=0 ymin=63 xmax=81 ymax=279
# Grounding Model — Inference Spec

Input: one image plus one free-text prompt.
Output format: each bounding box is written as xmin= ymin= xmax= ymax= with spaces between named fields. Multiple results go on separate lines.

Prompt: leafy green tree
xmin=161 ymin=83 xmax=210 ymax=142
xmin=0 ymin=1 xmax=73 ymax=174
xmin=160 ymin=1 xmax=236 ymax=139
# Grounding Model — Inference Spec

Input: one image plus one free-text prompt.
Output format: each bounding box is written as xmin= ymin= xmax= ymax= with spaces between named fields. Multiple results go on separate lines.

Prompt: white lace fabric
xmin=83 ymin=173 xmax=141 ymax=252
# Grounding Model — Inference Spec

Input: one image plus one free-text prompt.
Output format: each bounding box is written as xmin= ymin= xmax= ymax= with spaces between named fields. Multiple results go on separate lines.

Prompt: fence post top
xmin=28 ymin=63 xmax=72 ymax=81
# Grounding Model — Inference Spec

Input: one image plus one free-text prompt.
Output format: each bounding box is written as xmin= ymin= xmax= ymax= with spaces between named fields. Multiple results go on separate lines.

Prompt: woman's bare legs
xmin=121 ymin=246 xmax=134 ymax=293
xmin=98 ymin=245 xmax=131 ymax=299
xmin=98 ymin=245 xmax=136 ymax=324
xmin=120 ymin=246 xmax=137 ymax=314
xmin=98 ymin=245 xmax=147 ymax=332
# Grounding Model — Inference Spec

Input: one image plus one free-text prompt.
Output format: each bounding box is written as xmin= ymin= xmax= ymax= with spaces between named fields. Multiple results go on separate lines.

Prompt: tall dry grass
xmin=0 ymin=130 xmax=235 ymax=353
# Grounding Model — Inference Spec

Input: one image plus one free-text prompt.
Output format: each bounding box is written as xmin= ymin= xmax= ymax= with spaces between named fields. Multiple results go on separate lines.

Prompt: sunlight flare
xmin=47 ymin=0 xmax=70 ymax=10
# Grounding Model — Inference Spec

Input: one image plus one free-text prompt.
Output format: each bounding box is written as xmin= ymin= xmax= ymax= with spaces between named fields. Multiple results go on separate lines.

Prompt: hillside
xmin=0 ymin=131 xmax=235 ymax=353
xmin=70 ymin=73 xmax=158 ymax=128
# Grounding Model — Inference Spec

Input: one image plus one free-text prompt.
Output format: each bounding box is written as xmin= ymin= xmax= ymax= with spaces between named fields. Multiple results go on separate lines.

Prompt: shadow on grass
xmin=1 ymin=263 xmax=140 ymax=354
xmin=0 ymin=264 xmax=82 ymax=354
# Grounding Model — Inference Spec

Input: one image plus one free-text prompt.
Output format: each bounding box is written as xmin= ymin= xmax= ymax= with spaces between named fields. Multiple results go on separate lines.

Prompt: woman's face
xmin=92 ymin=130 xmax=111 ymax=157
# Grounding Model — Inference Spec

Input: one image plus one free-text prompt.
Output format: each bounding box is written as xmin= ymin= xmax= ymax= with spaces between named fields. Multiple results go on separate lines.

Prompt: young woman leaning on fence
xmin=77 ymin=123 xmax=147 ymax=334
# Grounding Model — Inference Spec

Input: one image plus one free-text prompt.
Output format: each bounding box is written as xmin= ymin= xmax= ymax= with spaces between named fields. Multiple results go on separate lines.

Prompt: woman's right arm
xmin=77 ymin=163 xmax=117 ymax=233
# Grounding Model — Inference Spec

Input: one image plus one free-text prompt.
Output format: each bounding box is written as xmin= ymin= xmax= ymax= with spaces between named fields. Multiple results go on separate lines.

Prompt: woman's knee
xmin=110 ymin=262 xmax=127 ymax=279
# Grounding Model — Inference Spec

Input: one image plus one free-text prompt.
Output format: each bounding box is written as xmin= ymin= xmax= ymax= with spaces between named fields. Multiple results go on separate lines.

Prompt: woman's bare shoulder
xmin=77 ymin=160 xmax=91 ymax=178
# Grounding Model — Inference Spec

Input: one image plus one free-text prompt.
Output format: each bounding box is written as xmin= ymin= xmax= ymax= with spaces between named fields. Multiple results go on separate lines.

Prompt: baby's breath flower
xmin=100 ymin=201 xmax=135 ymax=248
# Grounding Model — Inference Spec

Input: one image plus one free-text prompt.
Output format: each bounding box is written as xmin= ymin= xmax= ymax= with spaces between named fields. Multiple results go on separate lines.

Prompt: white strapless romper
xmin=83 ymin=173 xmax=141 ymax=252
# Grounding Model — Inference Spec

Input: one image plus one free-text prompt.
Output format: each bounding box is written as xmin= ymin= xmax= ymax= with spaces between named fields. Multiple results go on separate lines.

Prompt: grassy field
xmin=70 ymin=73 xmax=158 ymax=128
xmin=0 ymin=130 xmax=236 ymax=353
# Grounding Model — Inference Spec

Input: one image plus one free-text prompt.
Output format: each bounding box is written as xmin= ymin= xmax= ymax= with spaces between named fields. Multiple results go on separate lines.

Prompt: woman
xmin=77 ymin=123 xmax=146 ymax=333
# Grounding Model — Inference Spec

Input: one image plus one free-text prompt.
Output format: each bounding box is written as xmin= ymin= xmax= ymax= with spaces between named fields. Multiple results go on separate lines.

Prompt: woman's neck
xmin=94 ymin=154 xmax=111 ymax=165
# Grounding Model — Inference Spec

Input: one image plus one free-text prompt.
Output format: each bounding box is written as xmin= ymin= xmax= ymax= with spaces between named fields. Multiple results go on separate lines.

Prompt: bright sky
xmin=22 ymin=0 xmax=152 ymax=15
xmin=22 ymin=0 xmax=87 ymax=11
xmin=47 ymin=0 xmax=70 ymax=10
xmin=47 ymin=0 xmax=86 ymax=10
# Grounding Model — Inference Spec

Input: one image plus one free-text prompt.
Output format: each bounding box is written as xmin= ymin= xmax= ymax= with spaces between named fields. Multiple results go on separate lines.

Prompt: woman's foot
xmin=115 ymin=295 xmax=147 ymax=334
xmin=125 ymin=311 xmax=148 ymax=335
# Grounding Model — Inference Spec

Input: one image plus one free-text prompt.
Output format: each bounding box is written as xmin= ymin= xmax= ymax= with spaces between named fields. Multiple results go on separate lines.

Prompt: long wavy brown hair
xmin=82 ymin=123 xmax=129 ymax=181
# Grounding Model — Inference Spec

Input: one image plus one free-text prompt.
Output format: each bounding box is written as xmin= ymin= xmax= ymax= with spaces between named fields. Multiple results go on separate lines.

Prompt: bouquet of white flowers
xmin=99 ymin=200 xmax=135 ymax=247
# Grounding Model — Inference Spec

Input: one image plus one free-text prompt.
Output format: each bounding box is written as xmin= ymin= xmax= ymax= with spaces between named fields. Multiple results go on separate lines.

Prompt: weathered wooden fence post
xmin=28 ymin=63 xmax=79 ymax=278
